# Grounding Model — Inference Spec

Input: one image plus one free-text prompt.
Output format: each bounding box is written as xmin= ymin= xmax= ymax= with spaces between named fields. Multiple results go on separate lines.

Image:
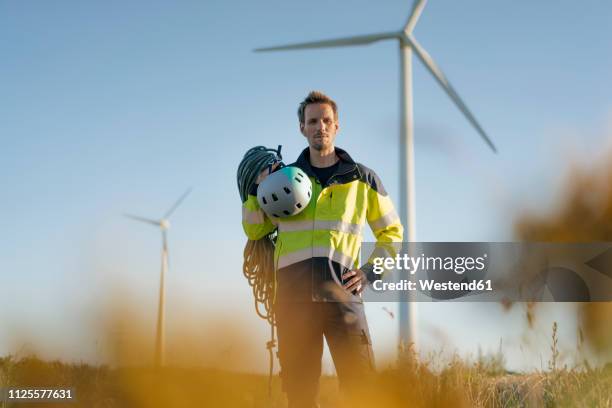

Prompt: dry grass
xmin=515 ymin=152 xmax=612 ymax=357
xmin=1 ymin=332 xmax=610 ymax=408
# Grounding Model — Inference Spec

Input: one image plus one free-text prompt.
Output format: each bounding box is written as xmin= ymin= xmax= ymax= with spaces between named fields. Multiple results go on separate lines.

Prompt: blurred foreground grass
xmin=1 ymin=347 xmax=610 ymax=408
xmin=5 ymin=149 xmax=612 ymax=407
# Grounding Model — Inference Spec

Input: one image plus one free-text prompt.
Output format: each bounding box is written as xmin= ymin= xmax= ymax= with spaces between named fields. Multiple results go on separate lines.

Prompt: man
xmin=242 ymin=91 xmax=403 ymax=407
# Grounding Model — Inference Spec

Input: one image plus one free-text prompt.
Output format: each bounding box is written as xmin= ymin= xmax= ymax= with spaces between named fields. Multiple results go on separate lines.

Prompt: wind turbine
xmin=124 ymin=187 xmax=192 ymax=367
xmin=254 ymin=0 xmax=497 ymax=348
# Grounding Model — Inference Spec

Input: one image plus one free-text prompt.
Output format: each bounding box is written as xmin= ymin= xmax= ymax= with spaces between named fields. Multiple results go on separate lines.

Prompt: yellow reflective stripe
xmin=278 ymin=220 xmax=312 ymax=232
xmin=279 ymin=220 xmax=363 ymax=235
xmin=242 ymin=206 xmax=265 ymax=224
xmin=277 ymin=248 xmax=311 ymax=268
xmin=277 ymin=246 xmax=355 ymax=270
xmin=369 ymin=209 xmax=400 ymax=231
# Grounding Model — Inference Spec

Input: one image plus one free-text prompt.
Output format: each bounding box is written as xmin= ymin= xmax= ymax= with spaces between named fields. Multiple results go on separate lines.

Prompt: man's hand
xmin=256 ymin=162 xmax=281 ymax=185
xmin=342 ymin=269 xmax=368 ymax=294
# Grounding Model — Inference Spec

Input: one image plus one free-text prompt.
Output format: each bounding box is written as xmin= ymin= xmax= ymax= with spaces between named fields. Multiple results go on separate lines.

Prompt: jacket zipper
xmin=325 ymin=165 xmax=357 ymax=188
xmin=325 ymin=164 xmax=357 ymax=204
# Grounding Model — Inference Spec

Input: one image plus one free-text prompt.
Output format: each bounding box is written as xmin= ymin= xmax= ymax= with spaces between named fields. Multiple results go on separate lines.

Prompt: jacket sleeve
xmin=242 ymin=191 xmax=276 ymax=240
xmin=362 ymin=171 xmax=404 ymax=281
xmin=365 ymin=171 xmax=404 ymax=244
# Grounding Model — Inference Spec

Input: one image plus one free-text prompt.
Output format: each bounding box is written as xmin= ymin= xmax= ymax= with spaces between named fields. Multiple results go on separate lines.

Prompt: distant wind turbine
xmin=254 ymin=0 xmax=497 ymax=348
xmin=124 ymin=187 xmax=192 ymax=367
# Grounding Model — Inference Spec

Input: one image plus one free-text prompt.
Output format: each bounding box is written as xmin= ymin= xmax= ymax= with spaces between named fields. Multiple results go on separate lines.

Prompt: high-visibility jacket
xmin=242 ymin=147 xmax=404 ymax=278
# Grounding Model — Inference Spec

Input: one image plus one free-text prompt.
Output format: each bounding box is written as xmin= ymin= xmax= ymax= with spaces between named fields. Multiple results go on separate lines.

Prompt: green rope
xmin=237 ymin=145 xmax=283 ymax=399
xmin=242 ymin=238 xmax=276 ymax=325
xmin=237 ymin=145 xmax=283 ymax=324
xmin=237 ymin=145 xmax=283 ymax=203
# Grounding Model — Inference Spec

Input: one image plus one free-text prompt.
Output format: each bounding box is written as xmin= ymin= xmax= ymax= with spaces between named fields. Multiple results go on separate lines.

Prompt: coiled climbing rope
xmin=237 ymin=145 xmax=283 ymax=398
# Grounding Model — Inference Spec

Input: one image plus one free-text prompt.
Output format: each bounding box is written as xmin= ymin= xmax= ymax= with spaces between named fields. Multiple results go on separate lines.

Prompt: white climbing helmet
xmin=257 ymin=166 xmax=312 ymax=218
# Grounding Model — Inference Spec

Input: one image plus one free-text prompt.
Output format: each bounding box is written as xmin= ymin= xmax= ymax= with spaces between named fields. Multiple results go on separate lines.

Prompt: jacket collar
xmin=294 ymin=146 xmax=359 ymax=180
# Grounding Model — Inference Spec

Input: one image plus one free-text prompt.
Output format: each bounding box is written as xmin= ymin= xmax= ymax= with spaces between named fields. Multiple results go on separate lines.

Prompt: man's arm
xmin=242 ymin=195 xmax=276 ymax=240
xmin=241 ymin=164 xmax=279 ymax=240
xmin=366 ymin=191 xmax=403 ymax=244
xmin=343 ymin=169 xmax=404 ymax=293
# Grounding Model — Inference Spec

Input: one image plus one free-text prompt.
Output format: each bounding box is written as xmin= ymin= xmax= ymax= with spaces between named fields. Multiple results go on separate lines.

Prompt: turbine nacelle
xmin=124 ymin=187 xmax=193 ymax=230
xmin=253 ymin=2 xmax=497 ymax=153
xmin=160 ymin=219 xmax=171 ymax=231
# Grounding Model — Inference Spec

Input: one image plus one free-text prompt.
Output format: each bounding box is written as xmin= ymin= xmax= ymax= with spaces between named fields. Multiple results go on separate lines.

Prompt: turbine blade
xmin=404 ymin=0 xmax=428 ymax=34
xmin=124 ymin=213 xmax=160 ymax=226
xmin=164 ymin=187 xmax=193 ymax=219
xmin=254 ymin=31 xmax=399 ymax=52
xmin=406 ymin=35 xmax=497 ymax=153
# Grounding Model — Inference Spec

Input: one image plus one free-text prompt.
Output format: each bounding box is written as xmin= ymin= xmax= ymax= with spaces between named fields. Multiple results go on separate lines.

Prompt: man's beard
xmin=312 ymin=134 xmax=330 ymax=151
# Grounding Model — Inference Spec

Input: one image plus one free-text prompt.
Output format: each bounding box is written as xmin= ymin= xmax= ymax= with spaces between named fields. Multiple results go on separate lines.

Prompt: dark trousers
xmin=275 ymin=260 xmax=375 ymax=408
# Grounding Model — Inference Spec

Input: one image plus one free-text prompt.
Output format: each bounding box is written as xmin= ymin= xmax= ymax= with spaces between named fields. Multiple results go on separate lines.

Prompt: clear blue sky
xmin=1 ymin=0 xmax=611 ymax=372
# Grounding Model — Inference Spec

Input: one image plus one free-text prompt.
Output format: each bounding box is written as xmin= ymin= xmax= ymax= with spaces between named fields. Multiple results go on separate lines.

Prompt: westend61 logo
xmin=372 ymin=253 xmax=488 ymax=275
xmin=359 ymin=242 xmax=612 ymax=302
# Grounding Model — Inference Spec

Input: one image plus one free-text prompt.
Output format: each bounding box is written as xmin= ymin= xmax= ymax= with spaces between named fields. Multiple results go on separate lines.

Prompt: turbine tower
xmin=125 ymin=187 xmax=192 ymax=367
xmin=254 ymin=0 xmax=497 ymax=348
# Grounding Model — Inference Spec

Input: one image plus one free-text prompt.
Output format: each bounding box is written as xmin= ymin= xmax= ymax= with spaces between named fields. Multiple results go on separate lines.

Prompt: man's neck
xmin=309 ymin=146 xmax=338 ymax=168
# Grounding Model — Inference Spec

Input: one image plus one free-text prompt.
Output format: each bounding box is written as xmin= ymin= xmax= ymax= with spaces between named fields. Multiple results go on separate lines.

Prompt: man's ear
xmin=299 ymin=122 xmax=305 ymax=136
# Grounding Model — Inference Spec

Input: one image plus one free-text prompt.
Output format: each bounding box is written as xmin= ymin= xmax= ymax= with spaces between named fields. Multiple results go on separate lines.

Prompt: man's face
xmin=300 ymin=103 xmax=339 ymax=151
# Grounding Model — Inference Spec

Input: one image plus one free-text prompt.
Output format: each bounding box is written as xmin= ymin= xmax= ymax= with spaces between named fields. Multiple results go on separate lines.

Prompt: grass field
xmin=1 ymin=333 xmax=610 ymax=408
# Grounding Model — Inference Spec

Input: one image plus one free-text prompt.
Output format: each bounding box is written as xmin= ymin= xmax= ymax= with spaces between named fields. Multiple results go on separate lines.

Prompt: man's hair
xmin=297 ymin=91 xmax=338 ymax=124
